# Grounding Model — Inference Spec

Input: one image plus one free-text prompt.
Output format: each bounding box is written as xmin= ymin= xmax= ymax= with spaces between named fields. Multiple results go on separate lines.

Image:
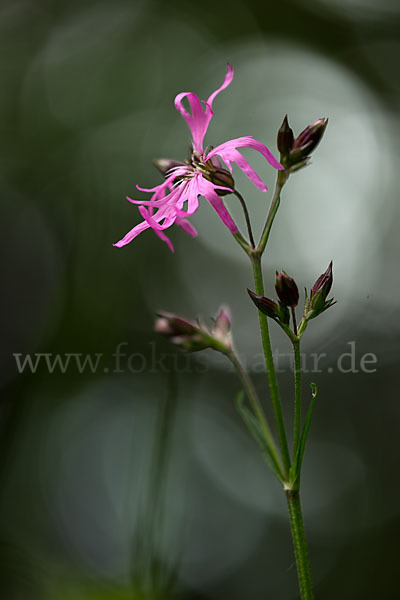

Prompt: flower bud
xmin=155 ymin=312 xmax=200 ymax=340
xmin=277 ymin=115 xmax=294 ymax=157
xmin=306 ymin=261 xmax=336 ymax=319
xmin=155 ymin=309 xmax=232 ymax=353
xmin=311 ymin=261 xmax=333 ymax=301
xmin=211 ymin=306 xmax=232 ymax=347
xmin=247 ymin=289 xmax=290 ymax=326
xmin=275 ymin=271 xmax=299 ymax=307
xmin=153 ymin=158 xmax=186 ymax=175
xmin=209 ymin=168 xmax=235 ymax=192
xmin=247 ymin=289 xmax=280 ymax=319
xmin=290 ymin=118 xmax=328 ymax=161
xmin=203 ymin=156 xmax=235 ymax=194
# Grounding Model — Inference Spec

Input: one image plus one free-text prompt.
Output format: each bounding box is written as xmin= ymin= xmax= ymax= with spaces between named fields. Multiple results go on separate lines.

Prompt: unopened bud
xmin=290 ymin=118 xmax=328 ymax=162
xmin=210 ymin=168 xmax=235 ymax=191
xmin=153 ymin=158 xmax=186 ymax=175
xmin=155 ymin=308 xmax=233 ymax=353
xmin=275 ymin=271 xmax=299 ymax=307
xmin=247 ymin=289 xmax=280 ymax=319
xmin=247 ymin=289 xmax=290 ymax=326
xmin=311 ymin=261 xmax=333 ymax=301
xmin=155 ymin=312 xmax=199 ymax=340
xmin=212 ymin=306 xmax=232 ymax=347
xmin=203 ymin=156 xmax=235 ymax=194
xmin=277 ymin=115 xmax=294 ymax=158
xmin=306 ymin=261 xmax=336 ymax=319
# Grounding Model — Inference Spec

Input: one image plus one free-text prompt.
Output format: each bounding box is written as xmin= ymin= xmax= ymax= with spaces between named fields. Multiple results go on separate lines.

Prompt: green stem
xmin=257 ymin=170 xmax=288 ymax=255
xmin=233 ymin=189 xmax=255 ymax=248
xmin=286 ymin=490 xmax=314 ymax=600
xmin=232 ymin=230 xmax=252 ymax=254
xmin=251 ymin=254 xmax=291 ymax=476
xmin=291 ymin=306 xmax=298 ymax=336
xmin=293 ymin=339 xmax=302 ymax=458
xmin=228 ymin=349 xmax=285 ymax=481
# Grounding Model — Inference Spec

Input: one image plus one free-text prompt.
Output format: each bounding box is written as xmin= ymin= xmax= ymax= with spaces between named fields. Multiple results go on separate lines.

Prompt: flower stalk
xmin=256 ymin=169 xmax=289 ymax=255
xmin=292 ymin=338 xmax=302 ymax=458
xmin=233 ymin=189 xmax=255 ymax=248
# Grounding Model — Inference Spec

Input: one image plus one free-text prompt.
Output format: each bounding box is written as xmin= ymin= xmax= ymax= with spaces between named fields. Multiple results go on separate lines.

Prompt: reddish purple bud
xmin=209 ymin=168 xmax=235 ymax=193
xmin=311 ymin=261 xmax=333 ymax=302
xmin=247 ymin=289 xmax=290 ymax=326
xmin=277 ymin=114 xmax=294 ymax=157
xmin=275 ymin=271 xmax=299 ymax=307
xmin=291 ymin=118 xmax=328 ymax=158
xmin=247 ymin=289 xmax=280 ymax=319
xmin=155 ymin=312 xmax=198 ymax=337
xmin=307 ymin=261 xmax=336 ymax=318
xmin=204 ymin=156 xmax=235 ymax=194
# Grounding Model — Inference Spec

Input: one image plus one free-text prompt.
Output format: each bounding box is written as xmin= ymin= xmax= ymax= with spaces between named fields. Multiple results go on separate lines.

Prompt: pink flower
xmin=114 ymin=65 xmax=283 ymax=251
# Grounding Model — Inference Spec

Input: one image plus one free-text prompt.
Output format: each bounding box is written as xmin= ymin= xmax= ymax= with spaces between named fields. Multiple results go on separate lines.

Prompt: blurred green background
xmin=1 ymin=0 xmax=400 ymax=598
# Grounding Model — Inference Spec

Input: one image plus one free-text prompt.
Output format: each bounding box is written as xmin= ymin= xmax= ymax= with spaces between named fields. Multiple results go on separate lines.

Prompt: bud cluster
xmin=277 ymin=115 xmax=328 ymax=172
xmin=155 ymin=307 xmax=232 ymax=353
xmin=247 ymin=270 xmax=299 ymax=336
xmin=248 ymin=263 xmax=335 ymax=339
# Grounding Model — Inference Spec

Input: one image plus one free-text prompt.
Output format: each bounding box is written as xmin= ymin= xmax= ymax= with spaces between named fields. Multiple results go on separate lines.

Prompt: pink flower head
xmin=114 ymin=65 xmax=283 ymax=251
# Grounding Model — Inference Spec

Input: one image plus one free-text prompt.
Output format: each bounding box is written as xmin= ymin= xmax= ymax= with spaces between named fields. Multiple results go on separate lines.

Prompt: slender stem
xmin=232 ymin=230 xmax=252 ymax=254
xmin=228 ymin=349 xmax=285 ymax=481
xmin=257 ymin=170 xmax=288 ymax=255
xmin=233 ymin=190 xmax=255 ymax=248
xmin=286 ymin=490 xmax=314 ymax=600
xmin=291 ymin=307 xmax=298 ymax=336
xmin=251 ymin=253 xmax=291 ymax=476
xmin=292 ymin=338 xmax=302 ymax=458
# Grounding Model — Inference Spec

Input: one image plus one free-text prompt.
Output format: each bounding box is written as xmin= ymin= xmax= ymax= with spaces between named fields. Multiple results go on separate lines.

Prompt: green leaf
xmin=289 ymin=383 xmax=318 ymax=487
xmin=235 ymin=391 xmax=283 ymax=482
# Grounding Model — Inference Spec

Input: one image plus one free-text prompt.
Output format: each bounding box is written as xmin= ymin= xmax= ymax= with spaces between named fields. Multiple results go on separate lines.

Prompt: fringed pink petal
xmin=185 ymin=176 xmax=200 ymax=215
xmin=207 ymin=64 xmax=234 ymax=108
xmin=174 ymin=92 xmax=212 ymax=153
xmin=206 ymin=136 xmax=283 ymax=170
xmin=136 ymin=168 xmax=188 ymax=194
xmin=138 ymin=206 xmax=175 ymax=252
xmin=175 ymin=216 xmax=198 ymax=237
xmin=126 ymin=196 xmax=161 ymax=207
xmin=138 ymin=206 xmax=176 ymax=231
xmin=217 ymin=148 xmax=267 ymax=191
xmin=198 ymin=177 xmax=238 ymax=233
xmin=174 ymin=65 xmax=234 ymax=153
xmin=113 ymin=220 xmax=150 ymax=248
xmin=205 ymin=136 xmax=283 ymax=191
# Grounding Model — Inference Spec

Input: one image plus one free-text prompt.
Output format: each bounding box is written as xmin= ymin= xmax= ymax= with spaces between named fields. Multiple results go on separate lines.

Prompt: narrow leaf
xmin=290 ymin=383 xmax=318 ymax=485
